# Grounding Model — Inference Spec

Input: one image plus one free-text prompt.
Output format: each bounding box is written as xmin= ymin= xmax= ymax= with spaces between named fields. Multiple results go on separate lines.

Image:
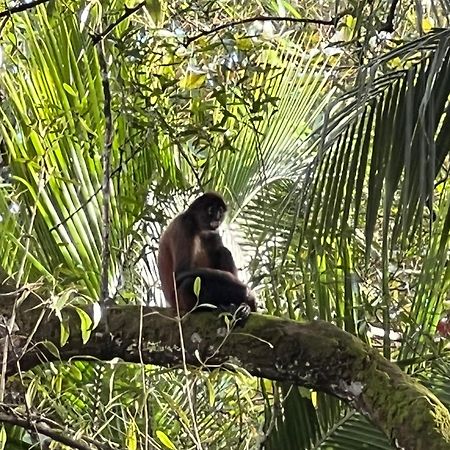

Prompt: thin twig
xmin=92 ymin=2 xmax=145 ymax=45
xmin=0 ymin=0 xmax=50 ymax=18
xmin=185 ymin=13 xmax=347 ymax=46
xmin=98 ymin=42 xmax=113 ymax=311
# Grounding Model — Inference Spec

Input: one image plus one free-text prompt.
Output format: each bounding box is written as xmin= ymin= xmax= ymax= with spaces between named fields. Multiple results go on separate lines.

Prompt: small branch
xmin=0 ymin=0 xmax=50 ymax=18
xmin=97 ymin=43 xmax=113 ymax=311
xmin=0 ymin=410 xmax=93 ymax=450
xmin=185 ymin=13 xmax=347 ymax=46
xmin=92 ymin=2 xmax=145 ymax=45
xmin=381 ymin=0 xmax=400 ymax=32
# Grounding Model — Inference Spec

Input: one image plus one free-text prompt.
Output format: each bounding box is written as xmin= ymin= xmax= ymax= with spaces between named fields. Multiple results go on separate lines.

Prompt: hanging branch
xmin=97 ymin=42 xmax=113 ymax=312
xmin=185 ymin=12 xmax=350 ymax=46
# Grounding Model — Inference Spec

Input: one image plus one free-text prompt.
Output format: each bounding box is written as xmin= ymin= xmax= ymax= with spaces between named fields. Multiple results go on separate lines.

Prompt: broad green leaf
xmin=52 ymin=289 xmax=77 ymax=317
xmin=63 ymin=82 xmax=78 ymax=97
xmin=75 ymin=306 xmax=92 ymax=344
xmin=156 ymin=430 xmax=176 ymax=450
xmin=41 ymin=340 xmax=60 ymax=358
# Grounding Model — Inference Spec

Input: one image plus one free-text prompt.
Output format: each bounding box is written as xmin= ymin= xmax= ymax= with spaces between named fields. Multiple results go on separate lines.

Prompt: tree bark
xmin=1 ymin=273 xmax=450 ymax=450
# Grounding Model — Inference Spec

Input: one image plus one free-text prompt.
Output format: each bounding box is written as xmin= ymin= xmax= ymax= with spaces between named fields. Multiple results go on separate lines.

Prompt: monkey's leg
xmin=176 ymin=270 xmax=251 ymax=313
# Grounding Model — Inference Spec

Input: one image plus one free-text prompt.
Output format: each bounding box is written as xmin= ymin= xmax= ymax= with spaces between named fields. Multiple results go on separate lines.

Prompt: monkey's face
xmin=189 ymin=193 xmax=227 ymax=231
xmin=195 ymin=202 xmax=225 ymax=230
xmin=206 ymin=203 xmax=225 ymax=229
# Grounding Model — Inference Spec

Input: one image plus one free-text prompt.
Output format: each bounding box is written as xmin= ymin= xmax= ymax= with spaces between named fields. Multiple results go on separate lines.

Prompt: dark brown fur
xmin=158 ymin=193 xmax=256 ymax=311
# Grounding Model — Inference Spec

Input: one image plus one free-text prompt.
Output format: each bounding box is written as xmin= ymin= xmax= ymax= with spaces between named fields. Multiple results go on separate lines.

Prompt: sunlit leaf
xmin=156 ymin=430 xmax=176 ymax=450
xmin=63 ymin=82 xmax=78 ymax=97
xmin=193 ymin=276 xmax=201 ymax=297
xmin=0 ymin=425 xmax=6 ymax=450
xmin=126 ymin=421 xmax=137 ymax=450
xmin=180 ymin=72 xmax=206 ymax=90
xmin=75 ymin=306 xmax=92 ymax=344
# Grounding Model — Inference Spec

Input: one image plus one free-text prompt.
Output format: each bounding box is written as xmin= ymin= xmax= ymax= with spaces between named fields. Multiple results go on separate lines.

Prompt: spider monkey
xmin=158 ymin=192 xmax=256 ymax=313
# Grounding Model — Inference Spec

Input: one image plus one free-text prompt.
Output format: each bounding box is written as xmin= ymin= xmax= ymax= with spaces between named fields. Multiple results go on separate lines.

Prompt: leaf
xmin=156 ymin=430 xmax=176 ymax=450
xmin=206 ymin=377 xmax=216 ymax=407
xmin=193 ymin=276 xmax=201 ymax=298
xmin=60 ymin=320 xmax=70 ymax=347
xmin=180 ymin=72 xmax=206 ymax=90
xmin=79 ymin=117 xmax=97 ymax=136
xmin=52 ymin=288 xmax=77 ymax=318
xmin=63 ymin=83 xmax=78 ymax=97
xmin=46 ymin=0 xmax=57 ymax=17
xmin=25 ymin=378 xmax=37 ymax=407
xmin=74 ymin=307 xmax=92 ymax=344
xmin=422 ymin=17 xmax=434 ymax=32
xmin=0 ymin=425 xmax=6 ymax=450
xmin=344 ymin=14 xmax=357 ymax=30
xmin=236 ymin=38 xmax=252 ymax=51
xmin=41 ymin=340 xmax=60 ymax=358
xmin=126 ymin=421 xmax=137 ymax=450
xmin=91 ymin=302 xmax=102 ymax=329
xmin=69 ymin=364 xmax=83 ymax=381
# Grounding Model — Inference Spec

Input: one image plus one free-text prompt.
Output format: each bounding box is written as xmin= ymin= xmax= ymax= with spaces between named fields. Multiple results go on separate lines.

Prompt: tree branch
xmin=185 ymin=13 xmax=349 ymax=46
xmin=91 ymin=2 xmax=145 ymax=45
xmin=0 ymin=409 xmax=97 ymax=450
xmin=0 ymin=0 xmax=50 ymax=18
xmin=1 ymin=271 xmax=450 ymax=450
xmin=1 ymin=300 xmax=448 ymax=450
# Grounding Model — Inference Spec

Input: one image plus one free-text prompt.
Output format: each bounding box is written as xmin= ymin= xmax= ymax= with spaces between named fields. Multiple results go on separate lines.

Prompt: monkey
xmin=157 ymin=192 xmax=256 ymax=313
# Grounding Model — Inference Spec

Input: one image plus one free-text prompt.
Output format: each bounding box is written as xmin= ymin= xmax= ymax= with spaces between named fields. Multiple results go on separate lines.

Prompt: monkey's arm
xmin=199 ymin=231 xmax=238 ymax=276
xmin=215 ymin=246 xmax=238 ymax=277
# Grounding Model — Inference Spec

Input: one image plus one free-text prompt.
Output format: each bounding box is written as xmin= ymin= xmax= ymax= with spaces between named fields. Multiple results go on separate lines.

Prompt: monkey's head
xmin=189 ymin=192 xmax=227 ymax=231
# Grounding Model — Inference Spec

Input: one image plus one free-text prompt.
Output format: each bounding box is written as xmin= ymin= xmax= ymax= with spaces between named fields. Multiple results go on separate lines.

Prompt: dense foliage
xmin=1 ymin=0 xmax=450 ymax=448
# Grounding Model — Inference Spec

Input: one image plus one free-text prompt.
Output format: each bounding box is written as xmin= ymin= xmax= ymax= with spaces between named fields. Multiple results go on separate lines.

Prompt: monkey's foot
xmin=233 ymin=303 xmax=251 ymax=322
xmin=218 ymin=302 xmax=251 ymax=325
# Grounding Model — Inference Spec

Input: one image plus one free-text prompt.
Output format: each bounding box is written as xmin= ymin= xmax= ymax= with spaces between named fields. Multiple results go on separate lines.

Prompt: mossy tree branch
xmin=1 ymin=273 xmax=450 ymax=450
